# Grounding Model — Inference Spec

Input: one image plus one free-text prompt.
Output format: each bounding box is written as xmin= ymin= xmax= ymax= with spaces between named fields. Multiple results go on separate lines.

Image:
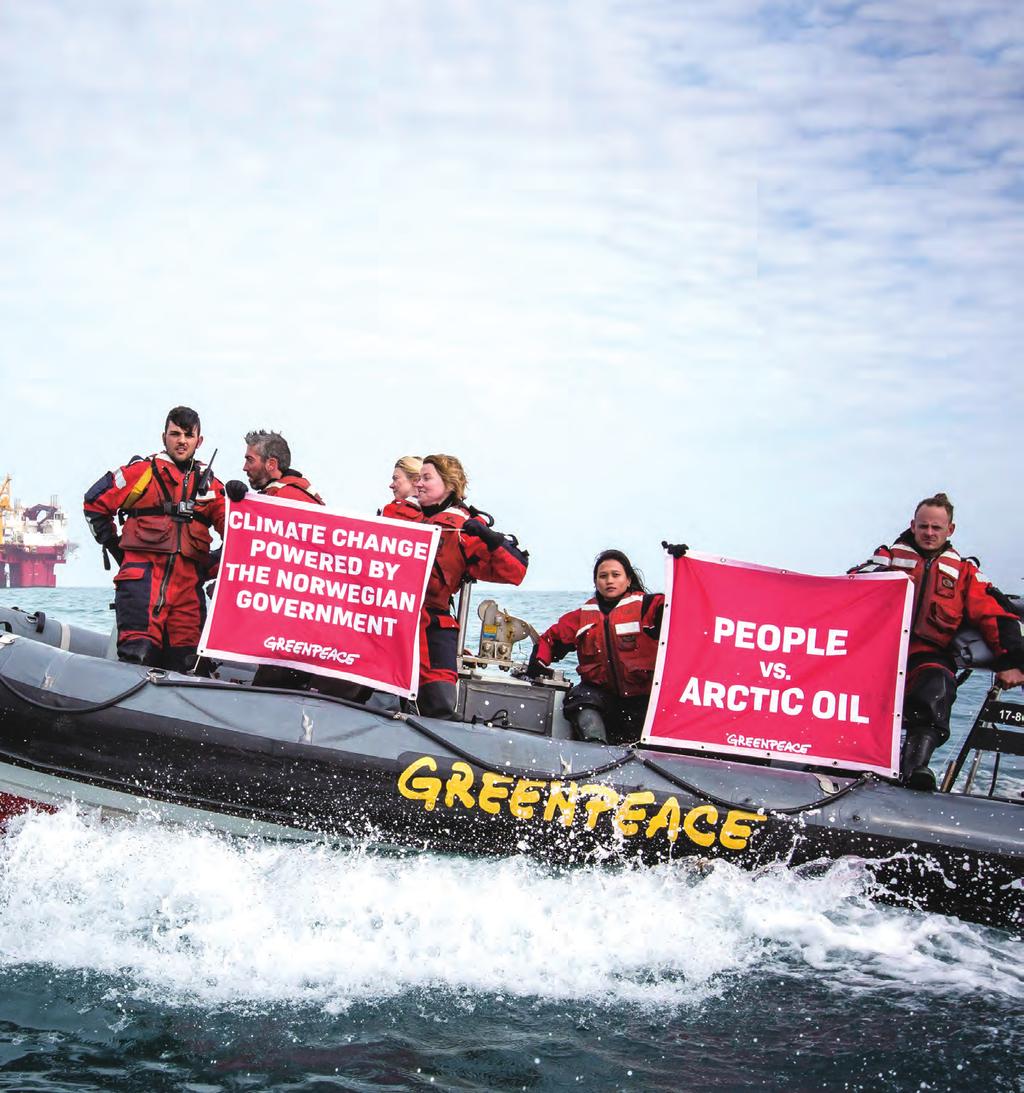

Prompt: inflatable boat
xmin=0 ymin=603 xmax=1022 ymax=931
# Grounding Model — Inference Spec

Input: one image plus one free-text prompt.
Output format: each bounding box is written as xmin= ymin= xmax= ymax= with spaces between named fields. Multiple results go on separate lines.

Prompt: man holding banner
xmin=235 ymin=429 xmax=324 ymax=505
xmin=850 ymin=492 xmax=1024 ymax=789
xmin=224 ymin=430 xmax=326 ymax=691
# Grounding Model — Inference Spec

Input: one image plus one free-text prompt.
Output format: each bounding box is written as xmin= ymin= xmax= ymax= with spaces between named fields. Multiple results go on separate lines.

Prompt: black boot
xmin=900 ymin=728 xmax=942 ymax=791
xmin=575 ymin=707 xmax=608 ymax=744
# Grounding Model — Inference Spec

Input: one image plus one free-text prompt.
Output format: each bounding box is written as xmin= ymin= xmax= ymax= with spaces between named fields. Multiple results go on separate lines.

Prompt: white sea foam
xmin=1 ymin=805 xmax=1021 ymax=1011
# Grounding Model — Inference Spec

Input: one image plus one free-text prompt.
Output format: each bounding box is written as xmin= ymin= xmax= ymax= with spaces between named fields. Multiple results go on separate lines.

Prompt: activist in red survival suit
xmin=851 ymin=491 xmax=1024 ymax=790
xmin=232 ymin=428 xmax=324 ymax=505
xmin=527 ymin=549 xmax=664 ymax=746
xmin=413 ymin=453 xmax=528 ymax=718
xmin=379 ymin=455 xmax=423 ymax=522
xmin=225 ymin=428 xmax=326 ymax=692
xmin=84 ymin=405 xmax=225 ymax=672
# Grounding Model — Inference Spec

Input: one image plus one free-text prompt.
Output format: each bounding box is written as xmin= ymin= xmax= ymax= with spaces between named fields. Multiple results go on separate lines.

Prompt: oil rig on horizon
xmin=0 ymin=475 xmax=75 ymax=587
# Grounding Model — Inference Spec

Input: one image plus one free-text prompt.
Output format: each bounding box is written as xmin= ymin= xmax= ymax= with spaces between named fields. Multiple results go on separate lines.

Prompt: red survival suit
xmin=262 ymin=470 xmax=324 ymax=505
xmin=851 ymin=530 xmax=1024 ymax=784
xmin=85 ymin=453 xmax=225 ymax=670
xmin=535 ymin=591 xmax=664 ymax=744
xmin=418 ymin=499 xmax=528 ymax=717
xmin=379 ymin=498 xmax=423 ymax=522
xmin=851 ymin=531 xmax=1024 ymax=671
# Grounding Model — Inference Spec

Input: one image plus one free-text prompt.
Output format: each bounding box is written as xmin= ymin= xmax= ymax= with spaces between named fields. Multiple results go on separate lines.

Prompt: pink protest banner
xmin=641 ymin=551 xmax=914 ymax=776
xmin=199 ymin=493 xmax=440 ymax=697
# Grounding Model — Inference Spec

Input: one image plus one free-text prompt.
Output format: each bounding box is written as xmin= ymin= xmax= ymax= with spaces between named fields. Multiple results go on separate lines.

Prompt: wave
xmin=2 ymin=805 xmax=1020 ymax=1012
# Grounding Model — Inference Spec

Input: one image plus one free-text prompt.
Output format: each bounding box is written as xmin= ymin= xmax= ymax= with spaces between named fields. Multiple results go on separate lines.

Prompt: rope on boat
xmin=402 ymin=714 xmax=638 ymax=782
xmin=0 ymin=663 xmax=361 ymax=716
xmin=0 ymin=672 xmax=150 ymax=714
xmin=632 ymin=752 xmax=877 ymax=815
xmin=145 ymin=673 xmax=375 ymax=714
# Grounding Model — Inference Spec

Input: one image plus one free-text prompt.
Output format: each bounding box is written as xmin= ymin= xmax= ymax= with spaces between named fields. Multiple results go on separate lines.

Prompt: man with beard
xmin=224 ymin=429 xmax=324 ymax=692
xmin=224 ymin=429 xmax=323 ymax=505
xmin=84 ymin=406 xmax=225 ymax=671
xmin=851 ymin=492 xmax=1024 ymax=789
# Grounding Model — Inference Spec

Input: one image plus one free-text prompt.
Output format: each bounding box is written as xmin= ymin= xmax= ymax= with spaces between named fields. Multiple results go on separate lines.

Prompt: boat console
xmin=452 ymin=590 xmax=573 ymax=738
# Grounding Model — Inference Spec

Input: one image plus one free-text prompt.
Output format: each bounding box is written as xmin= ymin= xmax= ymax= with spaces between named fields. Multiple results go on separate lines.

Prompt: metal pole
xmin=455 ymin=580 xmax=475 ymax=673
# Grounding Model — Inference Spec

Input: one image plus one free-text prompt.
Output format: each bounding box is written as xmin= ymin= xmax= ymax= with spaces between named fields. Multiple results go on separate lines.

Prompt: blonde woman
xmin=379 ymin=455 xmax=423 ymax=521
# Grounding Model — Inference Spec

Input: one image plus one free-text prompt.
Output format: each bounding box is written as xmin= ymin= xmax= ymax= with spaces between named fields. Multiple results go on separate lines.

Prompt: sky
xmin=2 ymin=0 xmax=1022 ymax=591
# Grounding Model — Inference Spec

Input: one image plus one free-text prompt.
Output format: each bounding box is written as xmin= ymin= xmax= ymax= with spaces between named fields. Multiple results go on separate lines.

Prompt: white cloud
xmin=1 ymin=0 xmax=1021 ymax=592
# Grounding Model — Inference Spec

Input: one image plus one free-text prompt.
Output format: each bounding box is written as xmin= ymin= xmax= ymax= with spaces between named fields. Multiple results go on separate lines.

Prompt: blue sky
xmin=2 ymin=0 xmax=1022 ymax=590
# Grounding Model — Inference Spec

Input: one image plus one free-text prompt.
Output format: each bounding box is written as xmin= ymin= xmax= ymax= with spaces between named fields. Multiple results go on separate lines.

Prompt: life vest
xmin=118 ymin=455 xmax=217 ymax=562
xmin=421 ymin=502 xmax=527 ymax=616
xmin=379 ymin=498 xmax=423 ymax=522
xmin=870 ymin=541 xmax=969 ymax=650
xmin=264 ymin=471 xmax=323 ymax=505
xmin=854 ymin=533 xmax=1023 ymax=665
xmin=573 ymin=593 xmax=661 ymax=698
xmin=422 ymin=505 xmax=475 ymax=614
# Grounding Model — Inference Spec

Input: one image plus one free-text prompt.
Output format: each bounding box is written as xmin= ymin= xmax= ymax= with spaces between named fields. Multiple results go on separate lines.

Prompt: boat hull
xmin=1 ymin=630 xmax=1021 ymax=931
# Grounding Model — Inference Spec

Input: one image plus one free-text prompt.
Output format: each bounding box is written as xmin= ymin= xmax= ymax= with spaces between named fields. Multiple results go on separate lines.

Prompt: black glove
xmin=225 ymin=480 xmax=248 ymax=503
xmin=86 ymin=513 xmax=123 ymax=568
xmin=662 ymin=541 xmax=689 ymax=558
xmin=526 ymin=646 xmax=552 ymax=679
xmin=462 ymin=518 xmax=505 ymax=551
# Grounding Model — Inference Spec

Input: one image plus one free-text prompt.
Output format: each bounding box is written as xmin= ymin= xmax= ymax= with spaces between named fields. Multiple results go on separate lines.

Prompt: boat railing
xmin=941 ymin=686 xmax=1024 ymax=800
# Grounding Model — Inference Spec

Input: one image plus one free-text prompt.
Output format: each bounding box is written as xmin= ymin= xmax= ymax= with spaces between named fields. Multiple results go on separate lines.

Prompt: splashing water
xmin=2 ymin=805 xmax=1020 ymax=1014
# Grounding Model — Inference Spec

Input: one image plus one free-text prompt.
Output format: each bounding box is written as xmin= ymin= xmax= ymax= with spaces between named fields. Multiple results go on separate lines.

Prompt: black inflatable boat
xmin=0 ymin=603 xmax=1021 ymax=931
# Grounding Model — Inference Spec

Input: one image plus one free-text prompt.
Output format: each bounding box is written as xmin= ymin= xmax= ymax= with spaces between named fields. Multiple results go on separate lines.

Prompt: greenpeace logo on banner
xmin=640 ymin=551 xmax=914 ymax=778
xmin=725 ymin=734 xmax=811 ymax=755
xmin=199 ymin=494 xmax=441 ymax=698
xmin=262 ymin=636 xmax=360 ymax=666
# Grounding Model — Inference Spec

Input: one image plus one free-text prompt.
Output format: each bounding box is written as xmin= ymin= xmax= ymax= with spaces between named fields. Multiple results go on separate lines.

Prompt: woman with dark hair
xmin=528 ymin=550 xmax=664 ymax=745
xmin=413 ymin=453 xmax=529 ymax=718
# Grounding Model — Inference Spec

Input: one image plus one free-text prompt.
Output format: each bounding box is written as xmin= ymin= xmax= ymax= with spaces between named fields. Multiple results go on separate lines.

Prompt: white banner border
xmin=198 ymin=491 xmax=441 ymax=697
xmin=640 ymin=549 xmax=914 ymax=779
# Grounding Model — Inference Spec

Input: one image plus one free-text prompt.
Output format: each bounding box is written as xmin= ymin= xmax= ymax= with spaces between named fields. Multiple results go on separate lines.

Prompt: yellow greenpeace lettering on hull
xmin=396 ymin=756 xmax=767 ymax=852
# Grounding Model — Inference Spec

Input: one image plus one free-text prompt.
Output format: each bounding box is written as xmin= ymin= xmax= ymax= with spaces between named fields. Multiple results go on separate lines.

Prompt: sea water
xmin=1 ymin=587 xmax=1022 ymax=1091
